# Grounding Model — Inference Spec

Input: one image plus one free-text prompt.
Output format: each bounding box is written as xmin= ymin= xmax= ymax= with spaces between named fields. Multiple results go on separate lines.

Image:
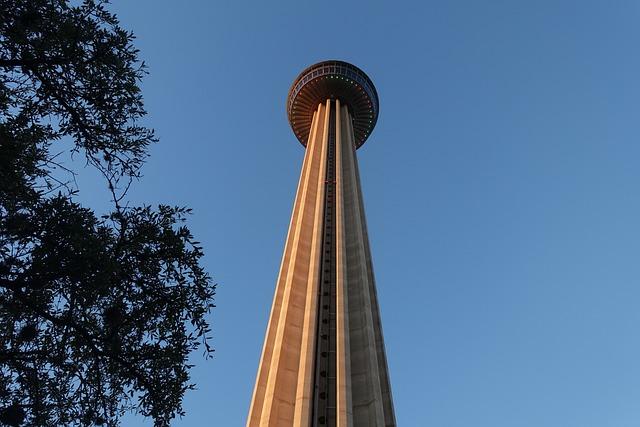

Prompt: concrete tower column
xmin=247 ymin=61 xmax=396 ymax=427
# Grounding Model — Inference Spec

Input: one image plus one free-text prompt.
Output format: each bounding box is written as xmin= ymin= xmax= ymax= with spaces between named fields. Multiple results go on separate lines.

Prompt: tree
xmin=0 ymin=1 xmax=216 ymax=426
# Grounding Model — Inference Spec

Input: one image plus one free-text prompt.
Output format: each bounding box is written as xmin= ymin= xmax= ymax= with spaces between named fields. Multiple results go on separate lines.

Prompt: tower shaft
xmin=247 ymin=99 xmax=395 ymax=427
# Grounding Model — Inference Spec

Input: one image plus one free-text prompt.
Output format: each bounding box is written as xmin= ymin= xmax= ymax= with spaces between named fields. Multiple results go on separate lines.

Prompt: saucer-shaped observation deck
xmin=287 ymin=60 xmax=379 ymax=149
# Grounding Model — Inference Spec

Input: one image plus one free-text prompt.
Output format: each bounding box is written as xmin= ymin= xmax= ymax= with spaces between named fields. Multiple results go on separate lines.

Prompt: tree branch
xmin=0 ymin=58 xmax=68 ymax=68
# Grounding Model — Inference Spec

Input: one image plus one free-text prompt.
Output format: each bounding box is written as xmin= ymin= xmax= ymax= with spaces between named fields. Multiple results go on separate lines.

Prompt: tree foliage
xmin=0 ymin=1 xmax=216 ymax=426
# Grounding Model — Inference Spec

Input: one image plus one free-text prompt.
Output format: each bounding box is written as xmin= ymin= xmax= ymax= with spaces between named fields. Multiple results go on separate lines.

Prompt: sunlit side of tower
xmin=247 ymin=61 xmax=396 ymax=427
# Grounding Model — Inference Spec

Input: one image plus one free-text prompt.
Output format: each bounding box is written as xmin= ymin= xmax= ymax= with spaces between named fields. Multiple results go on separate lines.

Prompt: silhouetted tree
xmin=0 ymin=1 xmax=216 ymax=426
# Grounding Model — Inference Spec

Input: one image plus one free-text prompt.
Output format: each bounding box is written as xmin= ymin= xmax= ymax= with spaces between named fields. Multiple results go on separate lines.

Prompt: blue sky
xmin=74 ymin=1 xmax=640 ymax=425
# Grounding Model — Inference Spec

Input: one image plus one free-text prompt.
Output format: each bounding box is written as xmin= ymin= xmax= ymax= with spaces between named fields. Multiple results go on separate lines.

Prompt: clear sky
xmin=73 ymin=1 xmax=640 ymax=425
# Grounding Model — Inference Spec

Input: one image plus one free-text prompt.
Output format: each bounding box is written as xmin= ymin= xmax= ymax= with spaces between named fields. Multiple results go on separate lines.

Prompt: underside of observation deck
xmin=287 ymin=60 xmax=379 ymax=149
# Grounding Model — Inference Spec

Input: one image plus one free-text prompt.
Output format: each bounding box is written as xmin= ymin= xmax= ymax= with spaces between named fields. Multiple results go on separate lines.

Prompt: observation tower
xmin=247 ymin=61 xmax=396 ymax=427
